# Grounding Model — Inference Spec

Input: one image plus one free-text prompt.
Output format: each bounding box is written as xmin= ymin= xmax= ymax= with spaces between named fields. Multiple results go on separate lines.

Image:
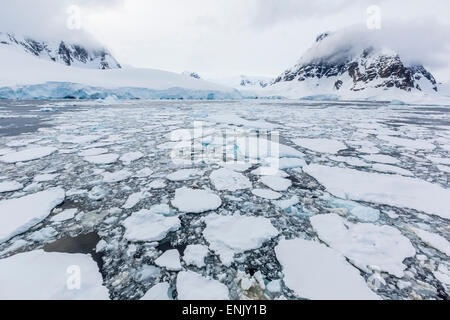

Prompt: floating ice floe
xmin=362 ymin=154 xmax=400 ymax=164
xmin=88 ymin=186 xmax=108 ymax=201
xmin=34 ymin=173 xmax=59 ymax=182
xmin=437 ymin=165 xmax=450 ymax=174
xmin=102 ymin=169 xmax=132 ymax=183
xmin=322 ymin=194 xmax=380 ymax=222
xmin=141 ymin=282 xmax=172 ymax=300
xmin=273 ymin=196 xmax=299 ymax=210
xmin=427 ymin=156 xmax=450 ymax=166
xmin=220 ymin=162 xmax=253 ymax=172
xmin=275 ymin=157 xmax=307 ymax=169
xmin=0 ymin=250 xmax=109 ymax=299
xmin=122 ymin=210 xmax=181 ymax=242
xmin=275 ymin=238 xmax=380 ymax=300
xmin=148 ymin=204 xmax=175 ymax=216
xmin=122 ymin=191 xmax=148 ymax=209
xmin=0 ymin=146 xmax=57 ymax=163
xmin=134 ymin=168 xmax=154 ymax=178
xmin=210 ymin=168 xmax=252 ymax=191
xmin=0 ymin=181 xmax=23 ymax=193
xmin=411 ymin=227 xmax=450 ymax=256
xmin=208 ymin=114 xmax=276 ymax=130
xmin=0 ymin=188 xmax=65 ymax=243
xmin=252 ymin=189 xmax=282 ymax=200
xmin=148 ymin=179 xmax=167 ymax=189
xmin=0 ymin=148 xmax=13 ymax=156
xmin=155 ymin=249 xmax=182 ymax=271
xmin=202 ymin=214 xmax=279 ymax=266
xmin=433 ymin=264 xmax=450 ymax=290
xmin=176 ymin=271 xmax=229 ymax=300
xmin=120 ymin=151 xmax=144 ymax=164
xmin=260 ymin=175 xmax=292 ymax=191
xmin=304 ymin=164 xmax=450 ymax=219
xmin=50 ymin=208 xmax=78 ymax=223
xmin=266 ymin=280 xmax=282 ymax=293
xmin=371 ymin=164 xmax=413 ymax=176
xmin=28 ymin=226 xmax=57 ymax=242
xmin=378 ymin=135 xmax=435 ymax=151
xmin=251 ymin=167 xmax=289 ymax=177
xmin=78 ymin=148 xmax=108 ymax=157
xmin=292 ymin=138 xmax=346 ymax=154
xmin=167 ymin=169 xmax=204 ymax=182
xmin=183 ymin=244 xmax=209 ymax=268
xmin=310 ymin=214 xmax=416 ymax=277
xmin=84 ymin=153 xmax=119 ymax=165
xmin=235 ymin=136 xmax=304 ymax=159
xmin=6 ymin=138 xmax=41 ymax=147
xmin=172 ymin=187 xmax=222 ymax=213
xmin=328 ymin=156 xmax=368 ymax=167
xmin=57 ymin=134 xmax=101 ymax=145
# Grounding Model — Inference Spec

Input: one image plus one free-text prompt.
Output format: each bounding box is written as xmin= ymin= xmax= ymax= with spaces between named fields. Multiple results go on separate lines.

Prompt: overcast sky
xmin=1 ymin=0 xmax=450 ymax=81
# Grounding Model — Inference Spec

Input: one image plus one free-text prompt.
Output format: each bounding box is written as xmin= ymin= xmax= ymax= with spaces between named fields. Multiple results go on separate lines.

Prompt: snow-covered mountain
xmin=0 ymin=33 xmax=121 ymax=70
xmin=211 ymin=75 xmax=272 ymax=90
xmin=265 ymin=31 xmax=440 ymax=101
xmin=0 ymin=33 xmax=240 ymax=100
xmin=181 ymin=71 xmax=202 ymax=79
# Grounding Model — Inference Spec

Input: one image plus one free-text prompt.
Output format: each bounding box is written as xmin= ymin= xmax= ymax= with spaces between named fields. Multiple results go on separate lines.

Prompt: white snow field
xmin=0 ymin=250 xmax=109 ymax=300
xmin=0 ymin=99 xmax=449 ymax=300
xmin=0 ymin=46 xmax=240 ymax=100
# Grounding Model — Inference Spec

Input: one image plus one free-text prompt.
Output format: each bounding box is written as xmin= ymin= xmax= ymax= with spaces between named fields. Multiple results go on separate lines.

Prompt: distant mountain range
xmin=0 ymin=32 xmax=121 ymax=70
xmin=210 ymin=75 xmax=273 ymax=90
xmin=0 ymin=30 xmax=447 ymax=102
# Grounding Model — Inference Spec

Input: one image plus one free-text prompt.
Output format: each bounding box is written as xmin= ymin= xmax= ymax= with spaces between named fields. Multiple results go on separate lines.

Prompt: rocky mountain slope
xmin=267 ymin=32 xmax=439 ymax=100
xmin=0 ymin=32 xmax=121 ymax=70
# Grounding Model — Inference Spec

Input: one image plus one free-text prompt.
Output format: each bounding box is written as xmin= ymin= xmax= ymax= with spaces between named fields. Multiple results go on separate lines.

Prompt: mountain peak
xmin=315 ymin=32 xmax=331 ymax=43
xmin=273 ymin=31 xmax=438 ymax=94
xmin=182 ymin=71 xmax=201 ymax=79
xmin=0 ymin=32 xmax=121 ymax=70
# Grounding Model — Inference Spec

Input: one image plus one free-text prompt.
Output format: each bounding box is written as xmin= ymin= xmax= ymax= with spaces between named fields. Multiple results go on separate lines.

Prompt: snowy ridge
xmin=0 ymin=45 xmax=241 ymax=100
xmin=0 ymin=32 xmax=121 ymax=70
